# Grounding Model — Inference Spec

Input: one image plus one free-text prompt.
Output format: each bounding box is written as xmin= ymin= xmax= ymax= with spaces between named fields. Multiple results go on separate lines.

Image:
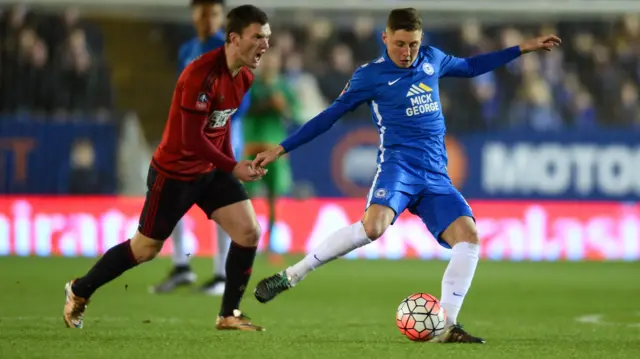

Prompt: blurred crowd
xmin=167 ymin=14 xmax=640 ymax=133
xmin=435 ymin=17 xmax=640 ymax=132
xmin=0 ymin=4 xmax=113 ymax=121
xmin=2 ymin=3 xmax=640 ymax=133
xmin=3 ymin=5 xmax=640 ymax=195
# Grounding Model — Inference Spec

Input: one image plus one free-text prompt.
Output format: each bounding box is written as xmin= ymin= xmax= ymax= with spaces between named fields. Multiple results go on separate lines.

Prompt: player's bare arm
xmin=518 ymin=34 xmax=561 ymax=53
xmin=251 ymin=70 xmax=367 ymax=169
xmin=251 ymin=48 xmax=377 ymax=171
xmin=253 ymin=144 xmax=285 ymax=168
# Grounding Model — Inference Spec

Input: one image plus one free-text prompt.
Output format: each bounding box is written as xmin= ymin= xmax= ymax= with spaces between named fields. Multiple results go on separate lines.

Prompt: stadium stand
xmin=2 ymin=3 xmax=639 ymax=195
xmin=163 ymin=14 xmax=640 ymax=132
xmin=1 ymin=3 xmax=113 ymax=119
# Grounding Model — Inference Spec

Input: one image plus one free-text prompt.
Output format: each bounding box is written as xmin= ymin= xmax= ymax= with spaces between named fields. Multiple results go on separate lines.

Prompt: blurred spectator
xmin=302 ymin=18 xmax=335 ymax=73
xmin=342 ymin=15 xmax=380 ymax=65
xmin=4 ymin=6 xmax=640 ymax=133
xmin=317 ymin=43 xmax=354 ymax=103
xmin=66 ymin=138 xmax=109 ymax=194
xmin=0 ymin=3 xmax=33 ymax=53
xmin=459 ymin=21 xmax=485 ymax=55
xmin=282 ymin=51 xmax=326 ymax=121
xmin=56 ymin=28 xmax=113 ymax=119
xmin=273 ymin=30 xmax=296 ymax=57
xmin=317 ymin=43 xmax=369 ymax=120
xmin=1 ymin=5 xmax=112 ymax=120
xmin=539 ymin=44 xmax=564 ymax=90
xmin=615 ymin=15 xmax=640 ymax=72
xmin=571 ymin=88 xmax=597 ymax=129
xmin=509 ymin=77 xmax=564 ymax=131
xmin=15 ymin=38 xmax=61 ymax=116
xmin=470 ymin=72 xmax=500 ymax=127
xmin=614 ymin=81 xmax=640 ymax=127
xmin=1 ymin=26 xmax=38 ymax=112
xmin=46 ymin=7 xmax=103 ymax=55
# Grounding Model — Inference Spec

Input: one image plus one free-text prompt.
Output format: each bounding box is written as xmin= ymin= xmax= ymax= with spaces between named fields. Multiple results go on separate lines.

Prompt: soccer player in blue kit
xmin=252 ymin=8 xmax=561 ymax=343
xmin=151 ymin=0 xmax=251 ymax=296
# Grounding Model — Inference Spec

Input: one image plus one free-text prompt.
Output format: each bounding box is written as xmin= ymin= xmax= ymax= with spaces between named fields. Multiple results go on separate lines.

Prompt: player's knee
xmin=131 ymin=231 xmax=164 ymax=263
xmin=442 ymin=216 xmax=479 ymax=247
xmin=362 ymin=204 xmax=394 ymax=240
xmin=231 ymin=223 xmax=261 ymax=247
xmin=458 ymin=225 xmax=479 ymax=245
xmin=362 ymin=222 xmax=386 ymax=241
xmin=361 ymin=218 xmax=389 ymax=241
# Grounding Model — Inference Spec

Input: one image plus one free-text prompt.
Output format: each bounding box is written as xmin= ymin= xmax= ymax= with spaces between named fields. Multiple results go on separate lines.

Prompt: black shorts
xmin=138 ymin=165 xmax=248 ymax=241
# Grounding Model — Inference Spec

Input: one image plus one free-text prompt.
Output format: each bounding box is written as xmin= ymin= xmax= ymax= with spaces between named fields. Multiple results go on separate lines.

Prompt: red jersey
xmin=152 ymin=46 xmax=253 ymax=180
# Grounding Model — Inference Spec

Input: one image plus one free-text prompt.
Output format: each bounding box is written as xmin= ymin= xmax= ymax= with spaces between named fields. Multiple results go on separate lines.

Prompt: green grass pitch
xmin=1 ymin=256 xmax=639 ymax=358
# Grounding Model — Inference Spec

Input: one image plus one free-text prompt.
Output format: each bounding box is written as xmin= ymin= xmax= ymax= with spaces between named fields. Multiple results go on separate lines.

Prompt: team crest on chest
xmin=196 ymin=92 xmax=210 ymax=110
xmin=422 ymin=63 xmax=435 ymax=76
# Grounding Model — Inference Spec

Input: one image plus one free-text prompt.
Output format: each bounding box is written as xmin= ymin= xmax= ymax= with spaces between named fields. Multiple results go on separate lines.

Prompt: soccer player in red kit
xmin=63 ymin=5 xmax=270 ymax=331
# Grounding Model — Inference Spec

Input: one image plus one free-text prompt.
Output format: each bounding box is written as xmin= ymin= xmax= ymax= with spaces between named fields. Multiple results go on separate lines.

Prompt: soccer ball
xmin=396 ymin=293 xmax=446 ymax=341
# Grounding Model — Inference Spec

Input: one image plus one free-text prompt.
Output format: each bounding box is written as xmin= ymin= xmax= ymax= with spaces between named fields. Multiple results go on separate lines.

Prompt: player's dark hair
xmin=225 ymin=5 xmax=268 ymax=42
xmin=387 ymin=8 xmax=422 ymax=32
xmin=191 ymin=0 xmax=224 ymax=6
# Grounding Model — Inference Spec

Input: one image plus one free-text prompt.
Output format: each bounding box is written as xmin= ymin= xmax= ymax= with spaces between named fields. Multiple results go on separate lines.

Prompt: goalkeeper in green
xmin=243 ymin=50 xmax=298 ymax=249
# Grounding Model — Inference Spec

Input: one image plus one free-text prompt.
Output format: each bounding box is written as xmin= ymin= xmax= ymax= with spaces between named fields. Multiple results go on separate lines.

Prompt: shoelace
xmin=265 ymin=274 xmax=288 ymax=291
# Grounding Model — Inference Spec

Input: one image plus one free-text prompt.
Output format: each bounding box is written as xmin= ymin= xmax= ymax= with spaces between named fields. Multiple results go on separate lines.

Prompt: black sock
xmin=219 ymin=241 xmax=257 ymax=317
xmin=72 ymin=239 xmax=139 ymax=299
xmin=174 ymin=264 xmax=191 ymax=273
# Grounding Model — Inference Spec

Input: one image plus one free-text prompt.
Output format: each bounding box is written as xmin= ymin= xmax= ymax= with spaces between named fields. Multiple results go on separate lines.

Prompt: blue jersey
xmin=178 ymin=30 xmax=225 ymax=73
xmin=282 ymin=45 xmax=521 ymax=189
xmin=281 ymin=45 xmax=522 ymax=243
xmin=178 ymin=31 xmax=249 ymax=158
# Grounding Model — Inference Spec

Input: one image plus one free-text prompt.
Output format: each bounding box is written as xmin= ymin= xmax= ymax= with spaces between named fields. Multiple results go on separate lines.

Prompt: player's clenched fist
xmin=252 ymin=145 xmax=284 ymax=169
xmin=233 ymin=160 xmax=266 ymax=182
xmin=518 ymin=34 xmax=561 ymax=54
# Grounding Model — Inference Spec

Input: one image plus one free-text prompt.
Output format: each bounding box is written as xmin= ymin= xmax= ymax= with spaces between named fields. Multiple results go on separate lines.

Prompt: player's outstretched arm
xmin=438 ymin=34 xmax=561 ymax=78
xmin=253 ymin=66 xmax=374 ymax=168
xmin=251 ymin=101 xmax=349 ymax=168
xmin=518 ymin=35 xmax=562 ymax=53
xmin=280 ymin=102 xmax=349 ymax=152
